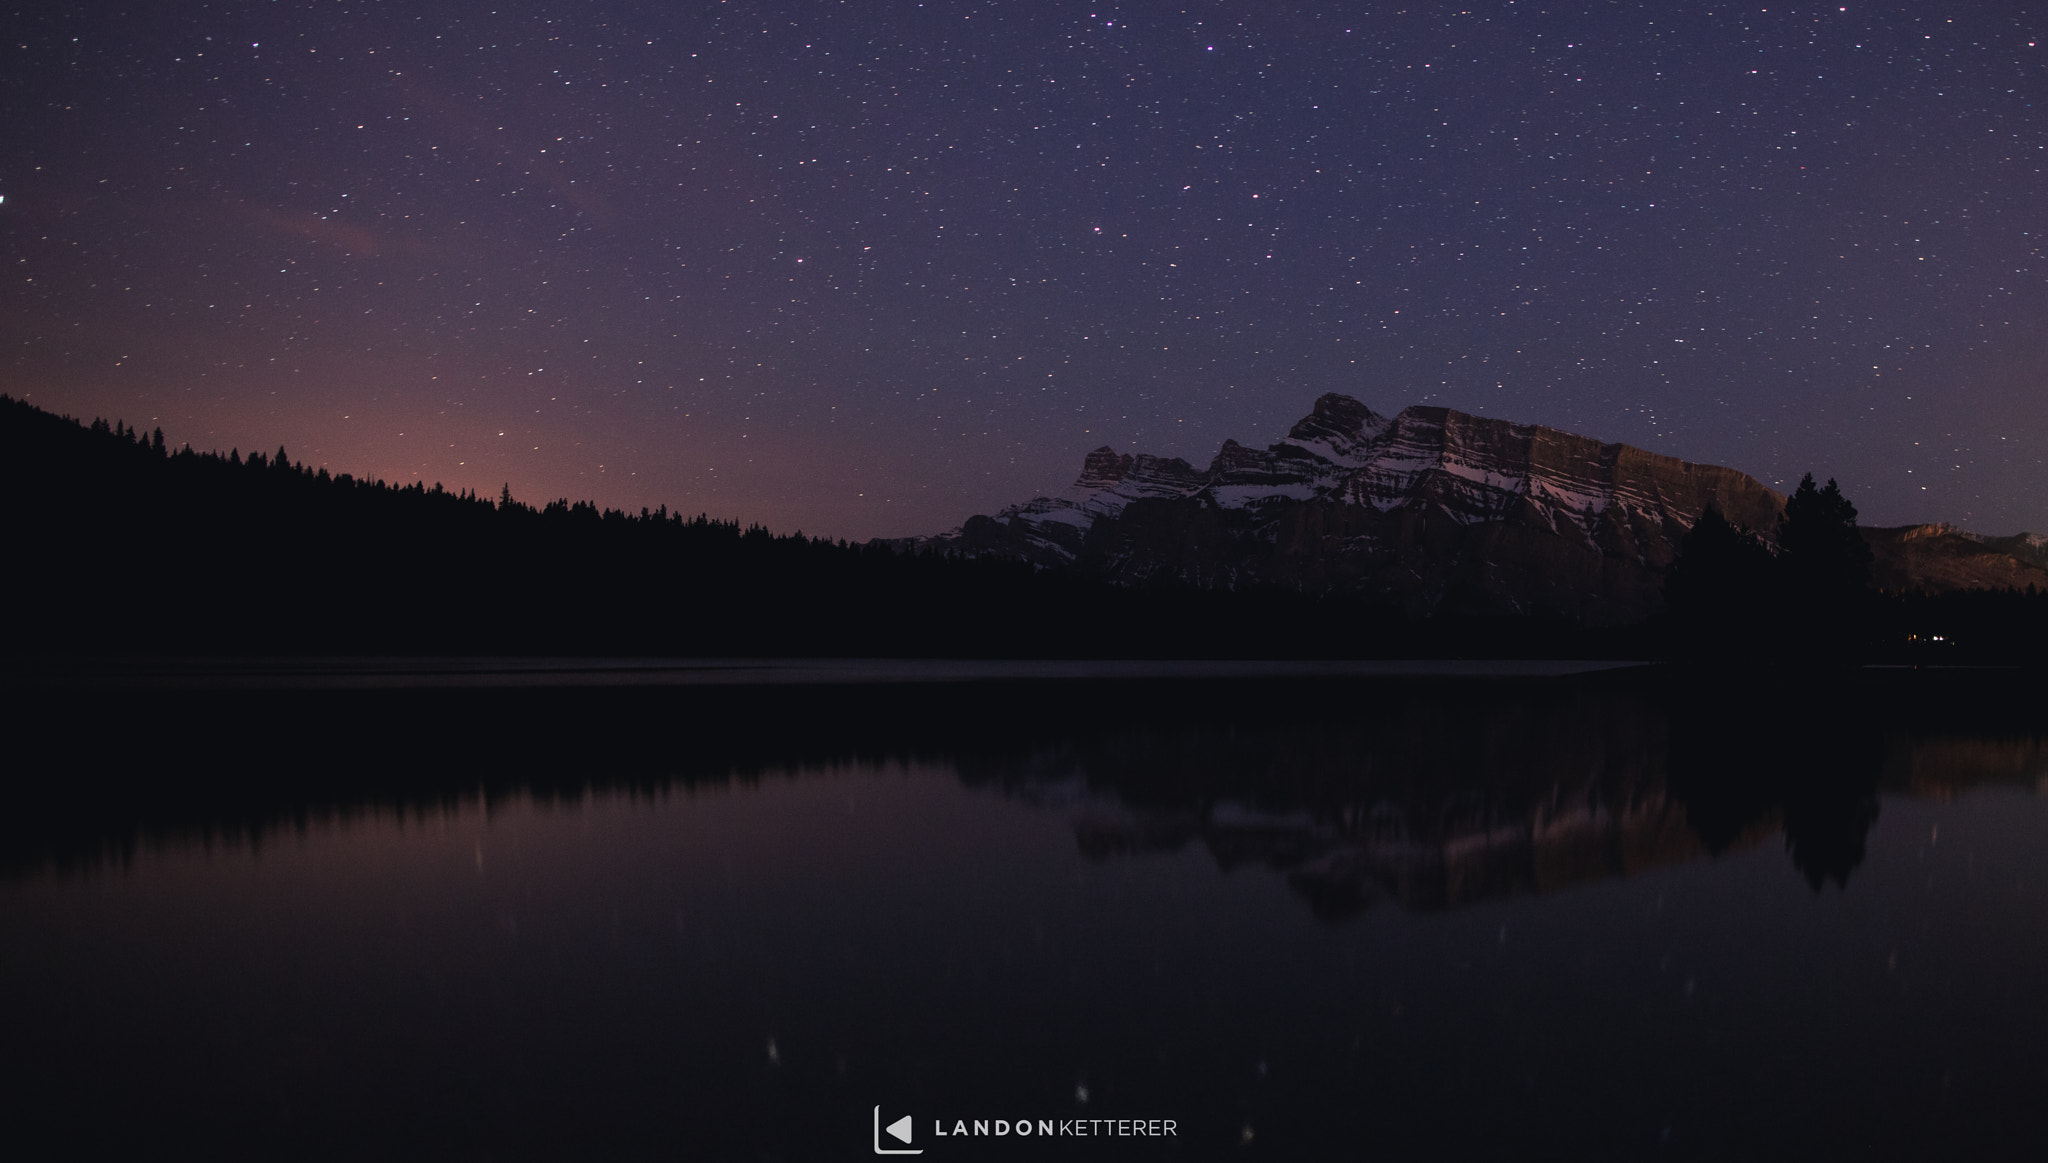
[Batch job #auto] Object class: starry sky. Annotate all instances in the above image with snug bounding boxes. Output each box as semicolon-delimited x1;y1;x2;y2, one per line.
4;1;2044;539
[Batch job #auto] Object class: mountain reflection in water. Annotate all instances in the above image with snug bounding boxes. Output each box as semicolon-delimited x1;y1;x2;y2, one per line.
961;682;2045;917
4;664;2043;901
6;663;2048;1159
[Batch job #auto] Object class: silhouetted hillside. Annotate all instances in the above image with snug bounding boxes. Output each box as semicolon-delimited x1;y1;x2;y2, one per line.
6;396;1622;658
8;396;2043;660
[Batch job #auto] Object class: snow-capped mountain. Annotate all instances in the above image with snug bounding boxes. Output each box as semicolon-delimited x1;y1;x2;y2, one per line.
915;393;1789;624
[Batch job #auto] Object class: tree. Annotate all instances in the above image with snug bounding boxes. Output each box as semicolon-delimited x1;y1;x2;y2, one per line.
1775;474;1874;661
1664;505;1777;659
1666;478;1875;662
1778;474;1872;596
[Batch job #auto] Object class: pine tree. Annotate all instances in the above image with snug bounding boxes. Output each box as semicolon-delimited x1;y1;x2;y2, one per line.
1775;473;1874;661
1665;505;1777;659
1778;474;1872;595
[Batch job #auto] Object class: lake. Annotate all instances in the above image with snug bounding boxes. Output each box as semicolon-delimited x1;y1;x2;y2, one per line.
4;661;2046;1159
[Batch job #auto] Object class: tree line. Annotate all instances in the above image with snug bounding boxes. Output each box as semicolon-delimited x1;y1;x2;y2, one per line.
1;396;1479;657
1662;473;2048;664
5;395;2042;660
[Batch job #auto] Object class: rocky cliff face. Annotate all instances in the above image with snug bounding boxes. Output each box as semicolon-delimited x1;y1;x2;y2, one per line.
1863;524;2048;593
931;394;1788;624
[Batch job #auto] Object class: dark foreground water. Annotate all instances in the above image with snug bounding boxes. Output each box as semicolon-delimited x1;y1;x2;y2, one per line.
4;662;2047;1160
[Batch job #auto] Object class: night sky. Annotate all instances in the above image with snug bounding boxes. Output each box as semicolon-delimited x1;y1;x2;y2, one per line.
4;1;2043;539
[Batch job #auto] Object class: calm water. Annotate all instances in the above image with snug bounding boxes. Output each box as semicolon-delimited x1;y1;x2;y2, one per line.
4;666;2047;1159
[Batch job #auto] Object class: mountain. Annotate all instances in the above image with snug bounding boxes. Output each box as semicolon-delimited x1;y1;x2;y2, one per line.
1863;524;2048;593
914;394;1789;624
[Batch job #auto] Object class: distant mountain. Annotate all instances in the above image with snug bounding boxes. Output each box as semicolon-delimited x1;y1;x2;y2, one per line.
1863;524;2048;593
6;392;1564;659
908;394;1789;624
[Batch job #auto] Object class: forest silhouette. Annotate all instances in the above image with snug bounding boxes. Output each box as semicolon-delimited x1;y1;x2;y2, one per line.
4;394;2043;660
0;396;1606;657
1663;474;1877;662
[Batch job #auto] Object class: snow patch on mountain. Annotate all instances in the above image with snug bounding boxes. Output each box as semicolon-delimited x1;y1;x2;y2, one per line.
963;394;1774;551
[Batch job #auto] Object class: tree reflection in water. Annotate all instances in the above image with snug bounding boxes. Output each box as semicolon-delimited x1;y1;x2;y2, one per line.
3;665;2040;914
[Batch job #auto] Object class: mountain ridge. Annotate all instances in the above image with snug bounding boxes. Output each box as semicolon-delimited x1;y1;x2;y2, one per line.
904;393;2037;623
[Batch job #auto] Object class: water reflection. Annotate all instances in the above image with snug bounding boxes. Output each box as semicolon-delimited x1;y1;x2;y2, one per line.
5;666;2048;1158
960;681;2045;915
965;689;1715;918
5;668;2044;905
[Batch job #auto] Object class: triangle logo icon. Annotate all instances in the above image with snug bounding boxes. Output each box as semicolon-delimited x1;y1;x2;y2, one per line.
886;1115;914;1144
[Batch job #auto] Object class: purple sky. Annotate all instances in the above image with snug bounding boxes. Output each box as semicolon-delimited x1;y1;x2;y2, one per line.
5;1;2044;538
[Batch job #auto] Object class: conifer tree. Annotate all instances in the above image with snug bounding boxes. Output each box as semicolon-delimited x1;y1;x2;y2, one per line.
1778;474;1872;596
1775;473;1874;661
1665;505;1778;659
